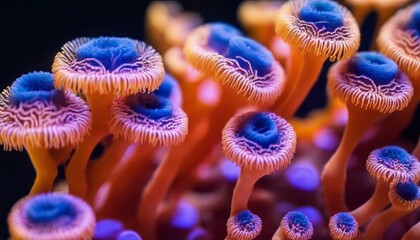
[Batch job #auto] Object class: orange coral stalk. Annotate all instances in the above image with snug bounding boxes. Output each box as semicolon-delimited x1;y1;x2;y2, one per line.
364;180;420;239
349;180;389;226
94;145;155;223
402;221;420;240
351;147;420;227
272;0;360;119
66;92;113;197
322;103;386;215
85;137;131;203
322;52;414;216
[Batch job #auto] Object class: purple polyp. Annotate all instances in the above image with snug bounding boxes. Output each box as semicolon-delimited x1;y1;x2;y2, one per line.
171;200;199;229
286;161;320;192
219;158;240;182
116;230;142;240
93;219;125;240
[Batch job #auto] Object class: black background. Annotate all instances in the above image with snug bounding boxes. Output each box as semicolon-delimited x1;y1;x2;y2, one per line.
0;0;418;239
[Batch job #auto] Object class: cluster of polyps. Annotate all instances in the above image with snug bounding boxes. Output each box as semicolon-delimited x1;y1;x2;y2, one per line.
2;0;419;239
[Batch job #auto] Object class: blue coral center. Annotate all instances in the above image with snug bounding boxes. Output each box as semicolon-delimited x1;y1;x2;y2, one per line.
10;72;65;106
286;211;310;231
236;210;254;226
226;36;274;77
25;196;77;224
207;23;243;55
378;146;411;170
126;94;173;120
298;0;344;32
396;181;419;200
407;3;420;36
76;37;138;71
350;52;399;85
335;212;356;231
153;74;177;99
239;113;279;148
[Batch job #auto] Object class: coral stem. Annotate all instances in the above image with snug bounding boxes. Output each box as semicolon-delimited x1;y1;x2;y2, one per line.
86;137;130;203
230;168;267;216
322;103;384;216
350;180;390;225
66;92;113;198
271;47;304;115
277;52;326;119
27;147;58;195
364;207;412;239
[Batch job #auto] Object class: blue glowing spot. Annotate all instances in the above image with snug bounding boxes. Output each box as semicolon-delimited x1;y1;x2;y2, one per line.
238;113;280;148
153;74;178;99
407;3;420;36
25;195;77;224
295;206;323;226
76;37;138;71
116;230;142;240
333;212;357;229
275;202;296;216
332;108;348;126
226;36;274;76
286;162;320;192
10;72;65;105
378;146;411;169
219;158;240;182
349;52;399;85
171;200;199;229
186;228;209;240
298;0;344;32
207;23;243;55
313;128;339;151
396;181;419;201
126;94;173;120
94;219;125;239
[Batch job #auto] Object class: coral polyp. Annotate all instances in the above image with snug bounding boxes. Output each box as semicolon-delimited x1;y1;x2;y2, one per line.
1;1;419;240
